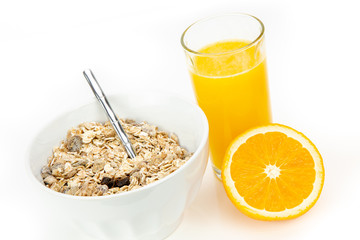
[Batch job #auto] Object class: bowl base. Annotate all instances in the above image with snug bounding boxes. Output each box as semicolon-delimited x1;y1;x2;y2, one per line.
73;215;184;240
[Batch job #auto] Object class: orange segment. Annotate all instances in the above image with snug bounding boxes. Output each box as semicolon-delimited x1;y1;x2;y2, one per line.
222;124;324;220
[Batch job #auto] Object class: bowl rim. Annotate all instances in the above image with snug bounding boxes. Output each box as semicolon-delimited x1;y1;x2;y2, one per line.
25;92;209;201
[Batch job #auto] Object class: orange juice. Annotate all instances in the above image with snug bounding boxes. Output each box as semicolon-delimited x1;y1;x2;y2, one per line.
190;40;271;171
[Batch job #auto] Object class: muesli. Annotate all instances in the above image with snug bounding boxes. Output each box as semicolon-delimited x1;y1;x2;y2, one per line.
41;119;192;196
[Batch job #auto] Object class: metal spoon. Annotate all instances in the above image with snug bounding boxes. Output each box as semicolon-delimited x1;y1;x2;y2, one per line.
83;69;137;159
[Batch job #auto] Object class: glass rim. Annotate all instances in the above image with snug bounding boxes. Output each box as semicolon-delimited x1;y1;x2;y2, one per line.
180;13;265;56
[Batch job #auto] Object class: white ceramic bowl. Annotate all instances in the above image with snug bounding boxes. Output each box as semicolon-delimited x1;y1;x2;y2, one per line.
26;93;209;240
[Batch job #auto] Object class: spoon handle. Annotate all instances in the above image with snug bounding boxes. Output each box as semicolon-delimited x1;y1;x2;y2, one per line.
83;69;137;159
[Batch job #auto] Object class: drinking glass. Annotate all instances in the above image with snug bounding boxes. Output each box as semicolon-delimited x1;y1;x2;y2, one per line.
181;13;272;179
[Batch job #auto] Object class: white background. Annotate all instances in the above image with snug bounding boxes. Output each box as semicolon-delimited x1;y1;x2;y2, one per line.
1;0;359;239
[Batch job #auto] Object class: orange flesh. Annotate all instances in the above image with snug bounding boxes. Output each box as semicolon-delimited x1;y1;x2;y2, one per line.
230;132;316;212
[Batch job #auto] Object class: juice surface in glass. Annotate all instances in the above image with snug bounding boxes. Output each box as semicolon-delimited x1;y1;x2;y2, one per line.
190;40;272;172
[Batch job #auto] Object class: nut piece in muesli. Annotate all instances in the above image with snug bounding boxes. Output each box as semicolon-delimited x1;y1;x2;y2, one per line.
41;119;192;196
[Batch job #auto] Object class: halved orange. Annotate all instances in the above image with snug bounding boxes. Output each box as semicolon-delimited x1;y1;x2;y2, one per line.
222;124;324;220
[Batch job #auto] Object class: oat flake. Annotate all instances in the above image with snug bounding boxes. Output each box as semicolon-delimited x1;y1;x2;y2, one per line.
41;119;192;196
